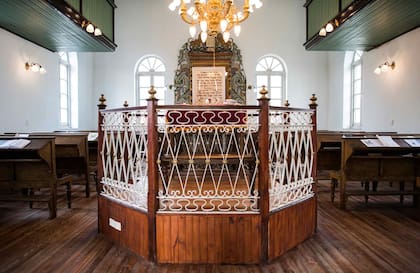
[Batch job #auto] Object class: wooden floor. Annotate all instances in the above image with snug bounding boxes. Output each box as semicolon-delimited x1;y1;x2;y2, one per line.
0;182;419;273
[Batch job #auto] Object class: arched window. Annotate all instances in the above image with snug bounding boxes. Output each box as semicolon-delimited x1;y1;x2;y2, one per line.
135;55;166;106
59;52;78;128
350;51;363;128
256;55;286;106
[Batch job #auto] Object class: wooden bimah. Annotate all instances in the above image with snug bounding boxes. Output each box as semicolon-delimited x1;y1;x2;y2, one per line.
96;90;318;264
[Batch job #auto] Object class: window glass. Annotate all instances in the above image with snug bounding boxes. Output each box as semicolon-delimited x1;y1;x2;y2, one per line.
135;56;166;106
256;55;286;105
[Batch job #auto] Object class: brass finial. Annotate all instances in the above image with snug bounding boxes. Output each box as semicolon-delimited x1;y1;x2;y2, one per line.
309;93;318;107
259;85;268;99
98;94;106;105
148;85;157;100
284;100;290;107
123;100;129;107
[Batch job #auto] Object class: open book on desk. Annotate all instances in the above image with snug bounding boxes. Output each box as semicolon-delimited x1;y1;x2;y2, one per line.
404;138;420;147
360;135;400;147
0;139;31;149
88;132;98;141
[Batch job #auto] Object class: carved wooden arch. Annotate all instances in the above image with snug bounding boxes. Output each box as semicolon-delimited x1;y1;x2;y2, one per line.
173;34;247;104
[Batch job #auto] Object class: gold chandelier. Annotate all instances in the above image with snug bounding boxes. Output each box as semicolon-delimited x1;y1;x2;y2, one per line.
168;0;263;43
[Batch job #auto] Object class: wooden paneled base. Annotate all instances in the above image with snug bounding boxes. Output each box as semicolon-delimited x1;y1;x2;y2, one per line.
156;214;261;264
98;196;316;264
268;197;317;261
98;196;149;259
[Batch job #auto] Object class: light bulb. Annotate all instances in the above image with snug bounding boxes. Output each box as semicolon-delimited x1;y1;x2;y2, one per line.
174;0;181;6
184;0;191;3
94;28;102;36
255;0;263;9
223;31;230;43
374;67;381;75
86;23;94;33
187;6;195;16
325;23;334;32
319;28;326;36
220;19;228;32
381;64;389;72
40;67;46;74
234;24;241;36
200;31;207;43
189;25;196;38
200;20;208;32
168;3;175;11
31;63;40;72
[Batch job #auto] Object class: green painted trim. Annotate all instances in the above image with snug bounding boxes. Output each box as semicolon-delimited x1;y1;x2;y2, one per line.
341;0;353;10
65;0;80;12
82;0;114;41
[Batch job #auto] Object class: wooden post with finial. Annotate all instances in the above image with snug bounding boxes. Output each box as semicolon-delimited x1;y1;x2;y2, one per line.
258;85;270;263
284;100;290;107
123;100;129;108
97;94;107;183
97;94;106;232
309;93;318;231
146;86;158;262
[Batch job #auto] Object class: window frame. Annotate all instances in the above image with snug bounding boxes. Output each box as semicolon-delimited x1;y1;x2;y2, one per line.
255;55;286;106
350;51;363;129
59;52;71;128
135;55;166;106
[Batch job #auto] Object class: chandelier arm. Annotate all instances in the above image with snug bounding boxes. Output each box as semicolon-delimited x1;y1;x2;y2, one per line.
194;0;205;21
223;0;233;17
236;0;250;24
180;0;197;25
180;12;195;25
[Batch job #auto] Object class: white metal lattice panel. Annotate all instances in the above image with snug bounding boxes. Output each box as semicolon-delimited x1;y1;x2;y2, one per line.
268;110;315;211
100;110;148;211
156;108;260;213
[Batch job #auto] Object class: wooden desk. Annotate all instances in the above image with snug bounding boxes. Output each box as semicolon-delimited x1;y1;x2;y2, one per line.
316;131;398;181
330;136;420;209
31;132;90;197
0;137;62;219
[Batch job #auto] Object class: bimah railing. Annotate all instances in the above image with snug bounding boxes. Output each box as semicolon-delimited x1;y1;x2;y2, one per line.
97;88;318;214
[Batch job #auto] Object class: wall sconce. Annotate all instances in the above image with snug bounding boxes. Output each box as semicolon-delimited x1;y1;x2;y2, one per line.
25;62;46;74
374;61;395;75
82;21;102;36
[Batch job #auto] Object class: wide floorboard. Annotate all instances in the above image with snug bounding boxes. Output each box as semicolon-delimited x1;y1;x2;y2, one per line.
0;181;419;273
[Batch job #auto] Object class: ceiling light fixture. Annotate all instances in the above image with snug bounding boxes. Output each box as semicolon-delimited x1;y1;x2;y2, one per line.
169;0;263;43
82;21;102;36
318;19;339;37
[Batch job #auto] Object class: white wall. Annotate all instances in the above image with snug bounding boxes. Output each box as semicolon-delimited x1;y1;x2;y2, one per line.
93;0;330;129
327;28;420;133
0;28;95;132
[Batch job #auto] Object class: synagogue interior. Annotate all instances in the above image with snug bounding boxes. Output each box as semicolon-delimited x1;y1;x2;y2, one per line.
0;1;419;272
